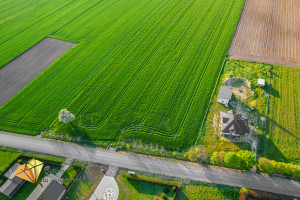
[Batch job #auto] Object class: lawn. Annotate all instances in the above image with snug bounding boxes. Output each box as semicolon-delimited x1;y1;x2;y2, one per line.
0;0;244;150
178;181;240;200
0;150;20;175
116;173;179;200
61;165;82;187
266;66;299;162
64;164;104;200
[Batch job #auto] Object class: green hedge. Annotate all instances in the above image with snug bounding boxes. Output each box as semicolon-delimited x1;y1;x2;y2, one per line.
211;150;255;171
23;153;66;163
258;157;300;178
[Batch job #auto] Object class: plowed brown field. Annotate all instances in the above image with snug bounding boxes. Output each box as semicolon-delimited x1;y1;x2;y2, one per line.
228;0;300;67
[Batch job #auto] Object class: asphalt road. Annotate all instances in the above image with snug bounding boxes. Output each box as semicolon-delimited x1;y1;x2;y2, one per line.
0;132;299;197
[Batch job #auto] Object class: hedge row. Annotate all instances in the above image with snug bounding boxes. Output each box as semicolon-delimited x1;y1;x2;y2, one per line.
258;157;300;179
211;150;255;171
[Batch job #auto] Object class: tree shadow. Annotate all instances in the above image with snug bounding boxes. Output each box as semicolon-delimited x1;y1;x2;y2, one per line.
229;97;287;161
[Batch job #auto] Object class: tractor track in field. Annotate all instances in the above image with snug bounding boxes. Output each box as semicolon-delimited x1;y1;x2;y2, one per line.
6;0;170;128
118;0;235;140
74;0;182;122
77;0;197;128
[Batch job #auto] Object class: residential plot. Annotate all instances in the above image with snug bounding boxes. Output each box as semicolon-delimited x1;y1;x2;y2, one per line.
0;38;74;106
228;0;300;67
0;0;244;150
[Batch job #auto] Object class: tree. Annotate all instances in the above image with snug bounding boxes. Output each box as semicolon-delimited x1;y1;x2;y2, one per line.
237;150;255;170
218;151;226;165
58;109;75;123
210;151;225;165
187;145;207;161
210;152;219;165
224;152;241;168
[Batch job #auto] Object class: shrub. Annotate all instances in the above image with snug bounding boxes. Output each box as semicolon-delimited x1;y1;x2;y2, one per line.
172;186;177;192
258;157;300;178
161;192;167;200
237;150;255;170
224;152;241;168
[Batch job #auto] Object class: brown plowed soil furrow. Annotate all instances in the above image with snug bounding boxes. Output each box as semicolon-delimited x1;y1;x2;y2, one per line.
0;38;75;107
228;0;300;67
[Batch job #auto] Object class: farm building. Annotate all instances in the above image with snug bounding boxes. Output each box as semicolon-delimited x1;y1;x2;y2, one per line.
257;78;265;87
217;86;233;107
27;174;66;200
0;163;25;198
220;110;250;138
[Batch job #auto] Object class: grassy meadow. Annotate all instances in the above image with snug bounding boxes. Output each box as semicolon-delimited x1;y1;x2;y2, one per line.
266;66;299;162
0;0;244;150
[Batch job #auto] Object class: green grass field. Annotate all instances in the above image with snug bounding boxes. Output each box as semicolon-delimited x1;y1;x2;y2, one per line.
266;66;299;162
0;150;20;175
0;0;244;150
117;174;178;200
178;182;239;200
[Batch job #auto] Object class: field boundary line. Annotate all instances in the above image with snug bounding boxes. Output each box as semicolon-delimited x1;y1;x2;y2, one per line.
194;58;227;145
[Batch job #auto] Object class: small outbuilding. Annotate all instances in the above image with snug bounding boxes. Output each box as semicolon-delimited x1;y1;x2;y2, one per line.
217;86;233;107
0;163;25;198
257;78;265;87
220;110;250;138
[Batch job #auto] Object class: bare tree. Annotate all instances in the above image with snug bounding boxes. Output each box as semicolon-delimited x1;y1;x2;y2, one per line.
58;109;75;123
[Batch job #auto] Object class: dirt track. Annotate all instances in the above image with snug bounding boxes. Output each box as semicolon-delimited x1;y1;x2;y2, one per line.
228;0;300;67
0;37;74;106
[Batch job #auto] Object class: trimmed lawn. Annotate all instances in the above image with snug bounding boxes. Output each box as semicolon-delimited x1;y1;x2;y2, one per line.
64;164;104;200
61;165;81;187
178;182;239;200
117;173;179;200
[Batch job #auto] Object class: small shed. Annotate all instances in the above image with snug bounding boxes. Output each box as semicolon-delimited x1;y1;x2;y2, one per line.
217;86;233;107
257;78;265;87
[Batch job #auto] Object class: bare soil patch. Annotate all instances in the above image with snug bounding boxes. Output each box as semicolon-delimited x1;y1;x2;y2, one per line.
228;0;300;67
0;37;74;106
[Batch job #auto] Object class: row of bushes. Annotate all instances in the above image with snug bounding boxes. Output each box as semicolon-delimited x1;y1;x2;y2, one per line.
210;150;255;171
258;157;300;178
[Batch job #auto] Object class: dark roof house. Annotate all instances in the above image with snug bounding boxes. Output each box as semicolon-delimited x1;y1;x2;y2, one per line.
220;110;250;137
27;174;66;200
0;163;25;198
